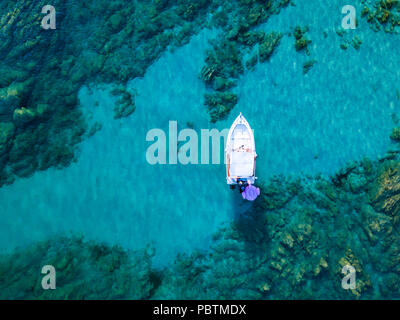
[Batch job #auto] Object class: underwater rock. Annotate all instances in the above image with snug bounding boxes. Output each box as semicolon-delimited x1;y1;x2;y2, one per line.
200;65;217;83
108;12;124;32
212;77;236;91
13;107;36;127
203;39;244;80
338;249;371;298
359;204;390;245
204;92;238;123
0;81;31;122
245;53;259;70
257;177;299;210
303;59;317;74
361;0;400;33
200;30;282;121
381;273;400;295
237;30;266;47
337;29;363;51
34;104;51;119
313;257;328;276
352;36;362;50
293;26;311;53
114;103;136;119
87;122;103;138
0;236;156;299
280;232;294;248
0;122;15;154
347;173;368;193
332;161;358;186
390;127;400;141
0;122;15;144
186;121;195;129
370;160;400;222
112;87;136;120
259;32;282;62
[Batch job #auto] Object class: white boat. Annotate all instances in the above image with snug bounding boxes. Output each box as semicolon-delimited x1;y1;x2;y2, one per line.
225;113;257;185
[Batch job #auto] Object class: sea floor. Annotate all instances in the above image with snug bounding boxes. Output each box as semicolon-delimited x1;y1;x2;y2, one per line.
1;0;400;266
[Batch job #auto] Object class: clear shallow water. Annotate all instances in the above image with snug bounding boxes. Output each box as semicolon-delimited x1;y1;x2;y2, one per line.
0;29;247;265
1;1;400;264
238;0;400;177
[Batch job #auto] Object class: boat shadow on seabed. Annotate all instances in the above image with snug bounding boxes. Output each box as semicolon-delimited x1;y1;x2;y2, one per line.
229;186;268;247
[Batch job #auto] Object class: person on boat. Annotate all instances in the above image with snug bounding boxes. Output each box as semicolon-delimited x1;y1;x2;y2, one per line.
242;184;260;201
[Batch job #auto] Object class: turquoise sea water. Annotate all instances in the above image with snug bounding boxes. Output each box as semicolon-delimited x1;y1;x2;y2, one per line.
1;0;400;271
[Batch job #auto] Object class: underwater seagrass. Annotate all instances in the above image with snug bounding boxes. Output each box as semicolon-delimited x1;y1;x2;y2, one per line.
0;236;155;299
1;156;400;299
152;157;400;299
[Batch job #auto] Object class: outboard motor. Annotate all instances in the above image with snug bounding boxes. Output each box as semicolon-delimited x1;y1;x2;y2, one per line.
238;179;247;193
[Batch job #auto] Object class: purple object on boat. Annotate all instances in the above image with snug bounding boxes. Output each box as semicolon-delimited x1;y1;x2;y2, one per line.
242;185;260;201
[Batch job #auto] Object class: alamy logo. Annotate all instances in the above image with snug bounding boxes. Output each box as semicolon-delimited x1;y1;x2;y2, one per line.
41;265;56;290
41;5;56;30
341;5;356;29
341;265;356;290
146;121;229;165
